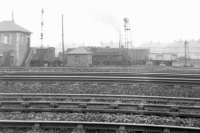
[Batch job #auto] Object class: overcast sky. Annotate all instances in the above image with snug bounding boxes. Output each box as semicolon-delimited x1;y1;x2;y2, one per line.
1;0;200;49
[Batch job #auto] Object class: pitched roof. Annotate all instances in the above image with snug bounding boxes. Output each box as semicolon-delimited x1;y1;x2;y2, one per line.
67;47;92;55
0;21;31;33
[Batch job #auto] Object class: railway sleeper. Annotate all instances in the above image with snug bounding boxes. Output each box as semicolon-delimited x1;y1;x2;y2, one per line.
109;103;119;109
31;123;40;132
72;125;85;133
70;125;165;133
49;102;59;108
79;103;88;108
21;102;30;108
137;103;144;110
89;98;96;103
163;128;170;133
169;106;179;112
116;126;127;133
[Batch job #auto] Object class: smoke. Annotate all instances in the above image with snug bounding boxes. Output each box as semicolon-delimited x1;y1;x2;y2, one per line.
90;11;121;33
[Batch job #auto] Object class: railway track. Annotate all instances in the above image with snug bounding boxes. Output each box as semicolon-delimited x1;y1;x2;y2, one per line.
0;93;199;106
0;120;199;133
0;66;200;73
0;72;199;131
0;93;199;118
0;100;199;118
3;71;200;77
1;72;200;84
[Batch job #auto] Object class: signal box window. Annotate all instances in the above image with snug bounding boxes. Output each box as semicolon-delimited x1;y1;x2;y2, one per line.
3;35;8;44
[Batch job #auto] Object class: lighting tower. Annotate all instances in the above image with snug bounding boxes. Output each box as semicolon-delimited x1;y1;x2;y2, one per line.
40;8;44;48
123;17;131;49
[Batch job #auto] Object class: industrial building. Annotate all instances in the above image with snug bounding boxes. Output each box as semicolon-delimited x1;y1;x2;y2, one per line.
0;20;31;66
65;47;149;66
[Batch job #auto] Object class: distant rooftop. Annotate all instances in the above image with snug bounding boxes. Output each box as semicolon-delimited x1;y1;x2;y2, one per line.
0;21;31;33
67;47;92;55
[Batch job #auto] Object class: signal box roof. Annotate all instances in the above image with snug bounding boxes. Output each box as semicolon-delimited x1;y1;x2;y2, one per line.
0;21;31;33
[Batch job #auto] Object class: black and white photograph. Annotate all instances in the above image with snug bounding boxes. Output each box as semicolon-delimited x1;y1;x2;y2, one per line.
0;0;199;132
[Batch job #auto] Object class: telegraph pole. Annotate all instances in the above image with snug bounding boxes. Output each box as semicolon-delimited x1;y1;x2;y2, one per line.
118;30;122;48
61;14;65;66
184;40;188;67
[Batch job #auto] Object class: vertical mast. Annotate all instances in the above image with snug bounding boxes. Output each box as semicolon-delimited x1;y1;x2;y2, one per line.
62;14;65;66
123;17;130;49
40;8;44;48
118;30;121;48
184;40;188;67
11;10;15;23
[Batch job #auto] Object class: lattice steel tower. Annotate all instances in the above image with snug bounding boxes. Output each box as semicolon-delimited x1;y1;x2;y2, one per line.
123;17;131;49
40;8;44;48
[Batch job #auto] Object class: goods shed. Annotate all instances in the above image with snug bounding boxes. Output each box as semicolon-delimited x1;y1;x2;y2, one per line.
66;47;92;67
0;21;31;66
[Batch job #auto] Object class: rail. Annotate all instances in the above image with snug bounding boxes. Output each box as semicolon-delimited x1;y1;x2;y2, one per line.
3;71;200;77
1;75;200;84
0;120;199;133
0;100;199;118
0;93;199;106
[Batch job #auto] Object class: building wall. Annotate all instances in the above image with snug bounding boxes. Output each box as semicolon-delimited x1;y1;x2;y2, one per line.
0;32;30;66
92;54;123;65
127;49;150;62
67;54;92;67
16;32;30;66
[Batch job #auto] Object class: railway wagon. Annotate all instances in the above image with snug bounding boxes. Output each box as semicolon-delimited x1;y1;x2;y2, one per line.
150;53;177;66
29;47;61;67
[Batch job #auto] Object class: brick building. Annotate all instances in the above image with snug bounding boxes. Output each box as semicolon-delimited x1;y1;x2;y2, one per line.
0;21;31;66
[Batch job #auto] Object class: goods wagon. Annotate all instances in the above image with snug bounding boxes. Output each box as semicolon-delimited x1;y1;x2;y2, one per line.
149;53;177;66
29;47;61;67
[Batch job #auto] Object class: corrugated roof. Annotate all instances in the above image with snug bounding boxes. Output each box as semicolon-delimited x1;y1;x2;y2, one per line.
0;21;31;33
67;47;92;55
